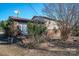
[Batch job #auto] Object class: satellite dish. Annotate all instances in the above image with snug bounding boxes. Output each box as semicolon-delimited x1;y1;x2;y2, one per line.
14;10;20;17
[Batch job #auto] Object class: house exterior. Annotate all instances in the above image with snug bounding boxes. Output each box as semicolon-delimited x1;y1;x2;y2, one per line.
8;16;61;39
8;16;33;36
32;16;61;39
8;16;44;36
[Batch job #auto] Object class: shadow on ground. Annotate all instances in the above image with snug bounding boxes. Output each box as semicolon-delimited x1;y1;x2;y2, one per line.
48;39;79;48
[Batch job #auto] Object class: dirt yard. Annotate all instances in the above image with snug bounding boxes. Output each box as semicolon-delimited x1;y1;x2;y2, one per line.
0;44;62;56
0;43;79;56
0;33;79;56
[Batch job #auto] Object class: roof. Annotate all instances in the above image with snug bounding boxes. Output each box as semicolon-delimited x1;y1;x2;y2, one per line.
32;16;54;20
32;16;55;23
8;16;32;22
8;16;44;24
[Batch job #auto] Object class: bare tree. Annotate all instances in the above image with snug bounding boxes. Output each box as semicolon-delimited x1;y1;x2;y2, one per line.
42;3;79;40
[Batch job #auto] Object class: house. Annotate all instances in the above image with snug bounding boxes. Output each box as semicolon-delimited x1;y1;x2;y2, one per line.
32;16;61;39
8;16;44;36
7;16;49;44
8;16;33;36
8;16;61;39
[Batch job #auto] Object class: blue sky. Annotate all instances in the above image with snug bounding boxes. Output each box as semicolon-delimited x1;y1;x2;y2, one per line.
0;3;44;21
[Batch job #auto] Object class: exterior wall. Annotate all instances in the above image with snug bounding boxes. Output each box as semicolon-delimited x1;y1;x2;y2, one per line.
45;20;59;30
12;21;28;35
45;20;61;39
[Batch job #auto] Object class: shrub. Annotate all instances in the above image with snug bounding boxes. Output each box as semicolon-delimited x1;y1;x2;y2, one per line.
72;26;79;36
0;21;8;29
27;22;46;44
27;22;46;35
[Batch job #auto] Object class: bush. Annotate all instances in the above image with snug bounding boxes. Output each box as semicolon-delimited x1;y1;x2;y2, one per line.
0;21;8;29
27;22;46;35
0;20;15;36
27;22;46;44
72;26;79;36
